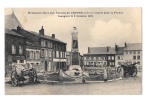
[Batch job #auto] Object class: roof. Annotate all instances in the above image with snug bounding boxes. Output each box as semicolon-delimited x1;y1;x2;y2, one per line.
5;28;24;37
40;35;66;44
116;47;124;55
84;47;116;55
22;29;66;44
5;13;23;30
124;43;142;51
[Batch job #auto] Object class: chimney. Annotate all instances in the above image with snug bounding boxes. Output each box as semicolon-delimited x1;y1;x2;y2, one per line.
39;26;44;35
125;42;127;48
88;47;90;53
17;25;21;32
52;34;55;38
107;46;109;52
115;44;118;51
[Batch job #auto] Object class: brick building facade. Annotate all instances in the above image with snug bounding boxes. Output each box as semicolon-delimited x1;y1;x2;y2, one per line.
5;28;26;76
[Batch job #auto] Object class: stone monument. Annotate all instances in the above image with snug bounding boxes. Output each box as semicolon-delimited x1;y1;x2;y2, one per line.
71;27;80;65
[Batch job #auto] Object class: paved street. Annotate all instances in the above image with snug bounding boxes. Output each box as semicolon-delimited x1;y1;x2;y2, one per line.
5;72;142;95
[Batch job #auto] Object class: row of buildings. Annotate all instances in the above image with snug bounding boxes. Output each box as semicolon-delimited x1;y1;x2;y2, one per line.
5;12;67;76
83;43;142;71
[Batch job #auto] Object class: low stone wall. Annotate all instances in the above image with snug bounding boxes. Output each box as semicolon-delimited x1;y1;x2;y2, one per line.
85;67;122;81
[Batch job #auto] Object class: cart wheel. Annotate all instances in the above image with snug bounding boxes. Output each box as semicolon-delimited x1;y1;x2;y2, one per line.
117;66;121;73
11;71;18;87
29;70;37;84
131;67;138;77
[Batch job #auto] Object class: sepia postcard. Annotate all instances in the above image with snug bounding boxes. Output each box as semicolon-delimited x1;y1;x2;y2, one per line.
5;8;142;95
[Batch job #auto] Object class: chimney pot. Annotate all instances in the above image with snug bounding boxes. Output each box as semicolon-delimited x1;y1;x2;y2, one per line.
39;26;44;35
115;44;118;51
52;34;55;38
88;47;90;53
107;46;109;52
125;42;127;48
17;25;21;32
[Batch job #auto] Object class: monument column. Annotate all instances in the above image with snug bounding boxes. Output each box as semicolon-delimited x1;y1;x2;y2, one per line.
71;27;80;65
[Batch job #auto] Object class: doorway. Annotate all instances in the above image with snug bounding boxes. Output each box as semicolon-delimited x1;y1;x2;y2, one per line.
45;61;48;71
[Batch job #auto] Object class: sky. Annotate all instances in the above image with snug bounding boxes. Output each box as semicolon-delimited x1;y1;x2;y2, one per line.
5;8;142;54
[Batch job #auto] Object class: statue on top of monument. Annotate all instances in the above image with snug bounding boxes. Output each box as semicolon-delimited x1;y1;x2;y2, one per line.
71;27;78;38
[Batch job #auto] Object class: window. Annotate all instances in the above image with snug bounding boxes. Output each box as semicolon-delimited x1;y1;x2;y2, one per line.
59;45;61;51
103;57;106;60
84;57;86;60
53;43;55;49
62;52;64;58
133;56;136;60
36;51;40;59
64;52;66;58
138;51;140;54
34;51;36;59
12;44;16;54
104;62;107;65
89;57;91;60
41;40;44;47
86;62;89;65
45;49;48;57
38;51;40;58
53;50;55;58
19;45;23;55
60;51;63;58
111;62;114;65
33;51;35;59
49;50;52;57
98;57;101;60
56;51;59;58
56;44;58;50
84;61;86;65
48;42;51;48
34;51;37;59
137;55;140;60
50;42;53;48
94;57;96;60
130;51;132;54
45;41;49;47
134;51;136;54
112;56;114;60
30;51;33;59
41;49;44;57
108;56;111;60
